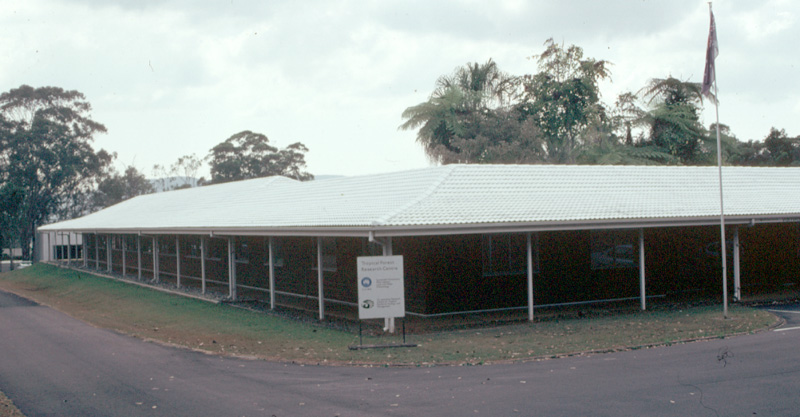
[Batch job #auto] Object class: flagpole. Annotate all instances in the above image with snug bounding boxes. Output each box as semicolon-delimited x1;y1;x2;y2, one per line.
707;2;728;319
715;65;727;319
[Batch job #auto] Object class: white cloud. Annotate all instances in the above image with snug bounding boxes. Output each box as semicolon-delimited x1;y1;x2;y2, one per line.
1;0;799;177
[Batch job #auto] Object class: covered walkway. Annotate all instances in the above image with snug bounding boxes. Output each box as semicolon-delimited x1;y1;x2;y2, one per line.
39;165;800;321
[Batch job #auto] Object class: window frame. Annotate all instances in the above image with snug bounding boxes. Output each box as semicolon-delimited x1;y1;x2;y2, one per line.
481;233;536;277
590;229;638;270
311;238;337;272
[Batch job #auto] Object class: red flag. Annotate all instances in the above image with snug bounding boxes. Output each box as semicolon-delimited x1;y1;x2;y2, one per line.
702;9;718;97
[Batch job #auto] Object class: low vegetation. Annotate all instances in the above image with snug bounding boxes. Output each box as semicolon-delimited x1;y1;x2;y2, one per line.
0;264;778;366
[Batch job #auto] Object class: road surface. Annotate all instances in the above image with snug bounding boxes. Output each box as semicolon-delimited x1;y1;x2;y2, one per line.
1;289;799;416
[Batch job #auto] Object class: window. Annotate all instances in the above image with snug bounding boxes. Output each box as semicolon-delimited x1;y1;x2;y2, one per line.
159;238;176;256
207;238;225;260
112;236;122;250
141;238;152;254
188;242;202;258
482;233;534;276
591;230;638;270
266;238;285;268
124;235;136;250
311;238;337;272
235;239;250;263
362;239;383;256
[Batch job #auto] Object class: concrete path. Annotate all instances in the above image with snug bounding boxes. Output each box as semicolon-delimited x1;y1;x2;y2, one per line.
1;288;799;416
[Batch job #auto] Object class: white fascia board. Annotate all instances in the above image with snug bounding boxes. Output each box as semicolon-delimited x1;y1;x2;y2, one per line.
368;215;800;237
41;227;377;238
37;214;800;238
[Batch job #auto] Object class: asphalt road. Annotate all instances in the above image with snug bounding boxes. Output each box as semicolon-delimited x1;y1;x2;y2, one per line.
1;288;799;417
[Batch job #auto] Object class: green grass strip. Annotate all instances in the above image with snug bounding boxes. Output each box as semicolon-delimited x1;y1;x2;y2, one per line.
0;264;779;366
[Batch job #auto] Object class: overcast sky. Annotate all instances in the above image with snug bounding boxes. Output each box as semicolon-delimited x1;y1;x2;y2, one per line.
2;0;798;178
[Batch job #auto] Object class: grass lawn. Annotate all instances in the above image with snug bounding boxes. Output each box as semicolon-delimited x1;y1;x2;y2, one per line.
0;263;779;366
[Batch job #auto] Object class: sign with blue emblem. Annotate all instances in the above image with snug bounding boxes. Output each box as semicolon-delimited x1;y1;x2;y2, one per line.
357;255;404;319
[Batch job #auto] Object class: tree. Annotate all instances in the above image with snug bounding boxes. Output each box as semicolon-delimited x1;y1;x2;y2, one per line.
399;59;523;164
0;85;110;260
609;92;646;146
152;153;204;191
92;165;154;209
207;130;313;184
424;108;546;164
519;38;612;163
0;183;24;264
638;77;710;164
732;128;800;166
761;128;800;166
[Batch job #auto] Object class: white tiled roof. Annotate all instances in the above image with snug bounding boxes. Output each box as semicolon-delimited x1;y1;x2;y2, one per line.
39;165;800;235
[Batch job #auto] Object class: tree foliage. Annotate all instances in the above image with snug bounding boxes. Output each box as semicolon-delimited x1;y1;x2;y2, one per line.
208;130;313;184
400;41;615;165
400;39;800;169
637;77;709;164
731;128;800;166
152;153;204;191
520;38;612;163
399;59;525;164
0;183;24;258
0;85;110;259
92;165;154;209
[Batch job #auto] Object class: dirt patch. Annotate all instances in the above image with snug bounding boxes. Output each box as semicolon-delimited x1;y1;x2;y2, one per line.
0;390;25;417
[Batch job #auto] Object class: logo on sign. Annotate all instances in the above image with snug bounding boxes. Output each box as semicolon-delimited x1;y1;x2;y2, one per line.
362;299;374;309
361;277;372;288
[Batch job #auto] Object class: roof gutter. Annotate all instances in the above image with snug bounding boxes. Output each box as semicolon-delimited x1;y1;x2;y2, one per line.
36;214;800;238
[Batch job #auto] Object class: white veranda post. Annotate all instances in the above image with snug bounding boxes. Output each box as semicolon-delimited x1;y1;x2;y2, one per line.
152;236;158;282
317;237;325;320
137;234;142;280
175;236;181;288
268;237;276;310
122;235;127;277
67;233;72;266
227;237;237;301
200;237;207;294
383;237;395;333
733;227;741;302
526;233;535;322
106;235;112;272
639;229;646;311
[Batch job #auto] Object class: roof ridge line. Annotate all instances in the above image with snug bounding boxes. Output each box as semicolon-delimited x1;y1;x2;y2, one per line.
371;165;457;226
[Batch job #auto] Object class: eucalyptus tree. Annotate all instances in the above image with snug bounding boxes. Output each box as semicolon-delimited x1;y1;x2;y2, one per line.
208;130;313;184
0;183;23;263
152;153;204;191
0;85;111;259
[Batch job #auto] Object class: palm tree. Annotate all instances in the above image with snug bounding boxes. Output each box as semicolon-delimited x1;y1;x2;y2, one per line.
399;59;520;163
639;77;710;107
638;77;711;164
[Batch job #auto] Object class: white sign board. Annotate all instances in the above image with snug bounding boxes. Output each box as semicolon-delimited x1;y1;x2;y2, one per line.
357;255;405;319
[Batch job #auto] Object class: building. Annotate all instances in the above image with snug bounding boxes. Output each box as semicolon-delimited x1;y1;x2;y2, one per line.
38;165;800;320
